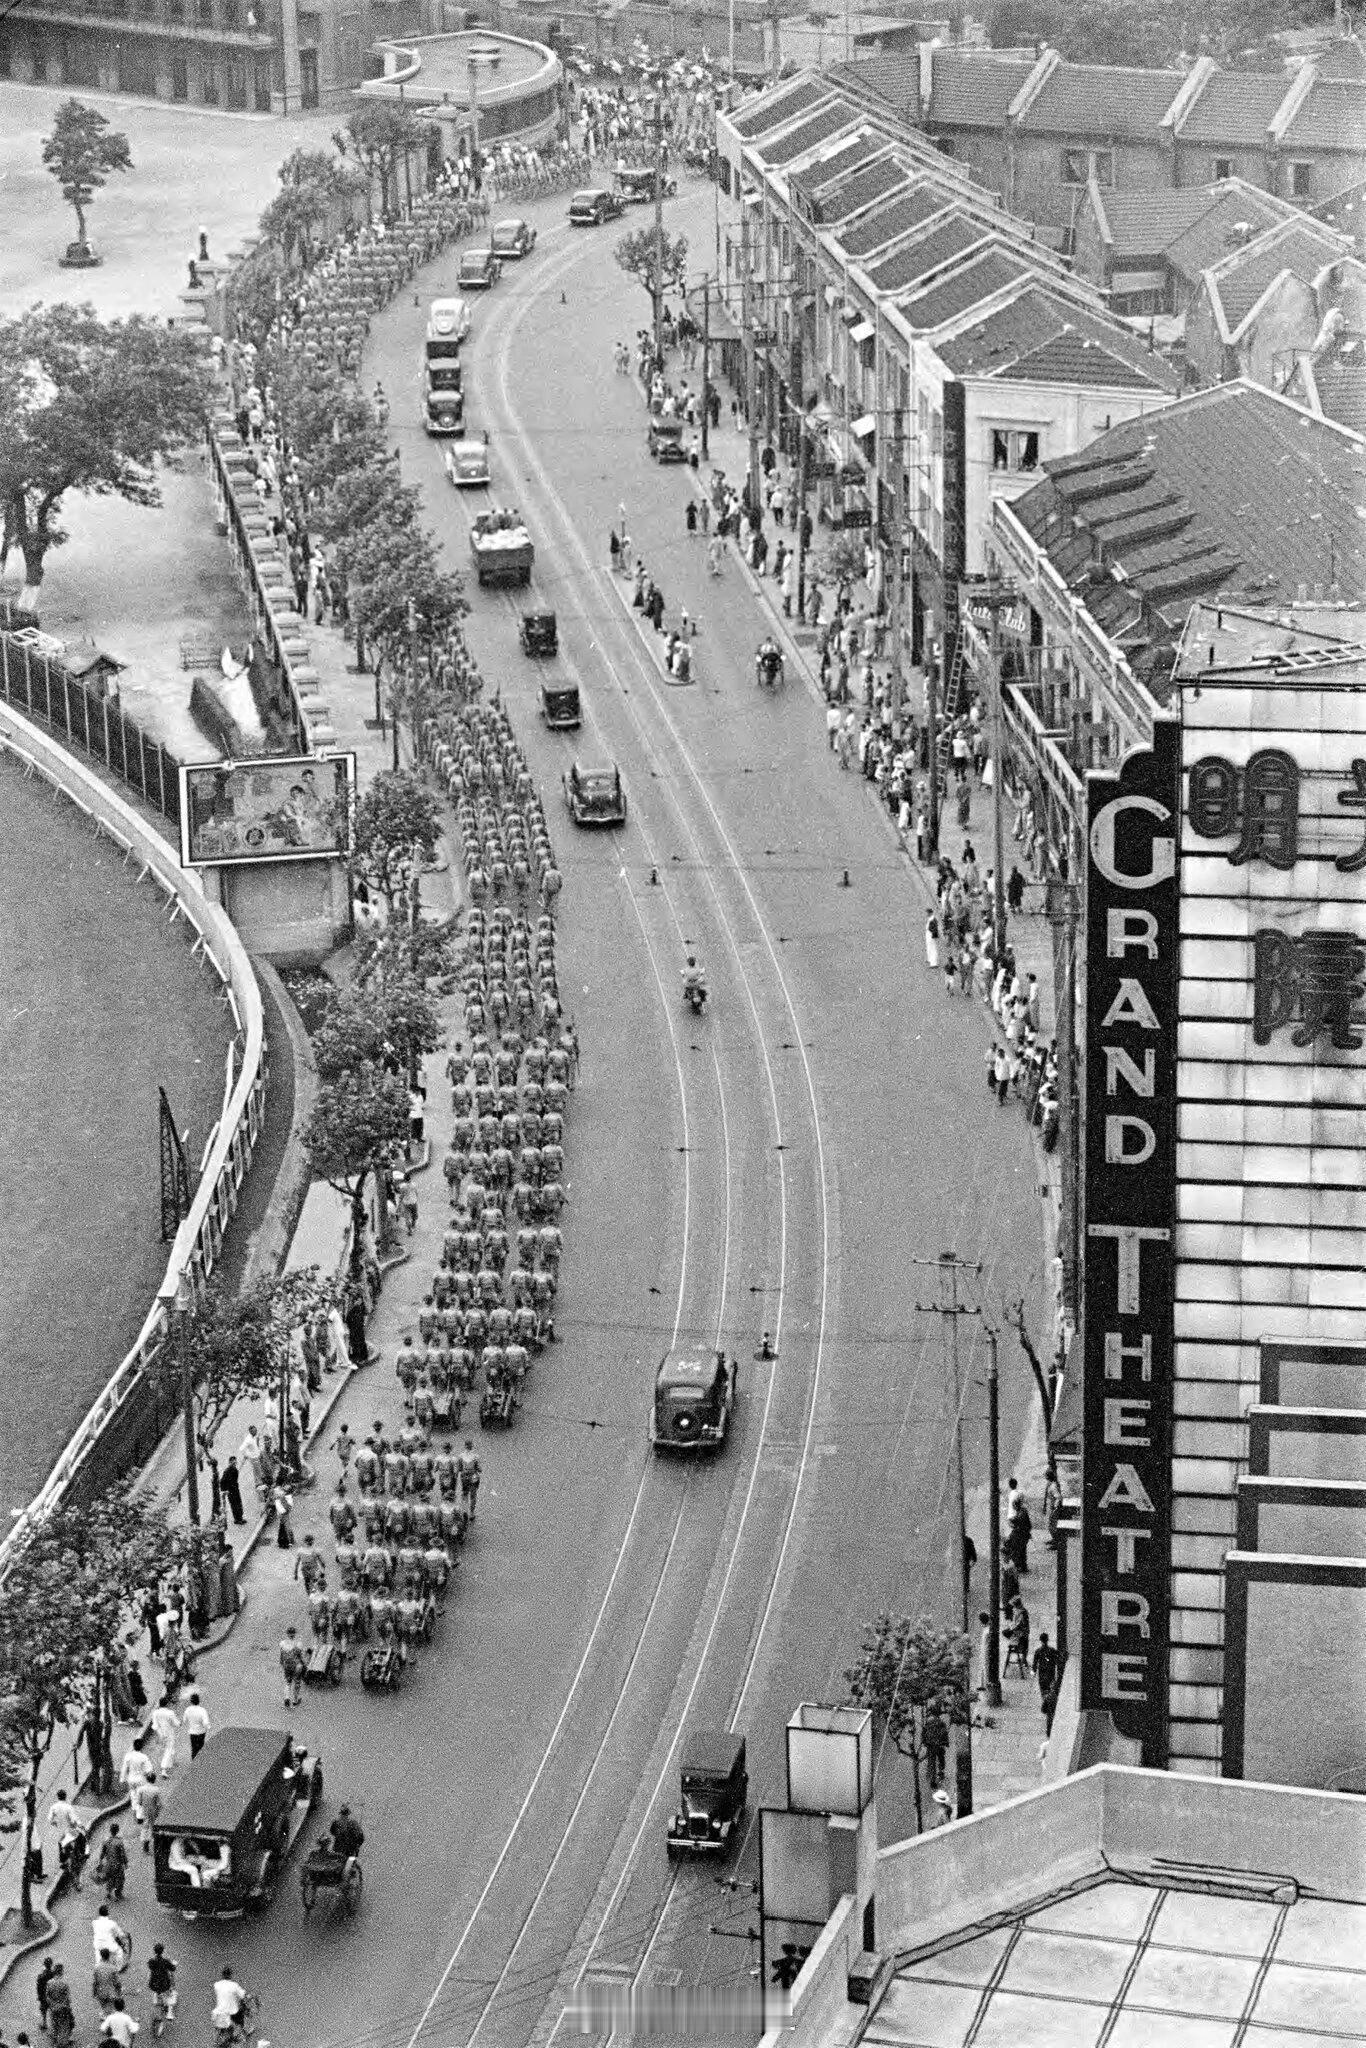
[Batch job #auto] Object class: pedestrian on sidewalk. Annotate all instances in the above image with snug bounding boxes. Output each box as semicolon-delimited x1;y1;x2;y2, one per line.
273;1484;295;1549
1033;1632;1059;1711
280;1629;305;1709
150;1695;179;1779
220;1457;245;1527
238;1426;263;1497
37;1956;59;2032
182;1694;211;1759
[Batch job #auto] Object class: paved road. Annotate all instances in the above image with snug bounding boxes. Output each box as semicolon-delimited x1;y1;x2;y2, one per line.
0;181;1047;2048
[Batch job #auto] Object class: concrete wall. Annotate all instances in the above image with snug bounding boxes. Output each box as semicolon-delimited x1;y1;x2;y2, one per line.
213;853;351;964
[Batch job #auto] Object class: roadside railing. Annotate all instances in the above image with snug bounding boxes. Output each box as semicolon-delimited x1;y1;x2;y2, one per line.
0;702;267;1567
0;629;183;828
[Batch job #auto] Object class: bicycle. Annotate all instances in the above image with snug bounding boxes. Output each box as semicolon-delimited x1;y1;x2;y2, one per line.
214;1992;259;2048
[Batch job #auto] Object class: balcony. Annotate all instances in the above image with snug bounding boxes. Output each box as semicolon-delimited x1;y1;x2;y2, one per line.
12;0;273;37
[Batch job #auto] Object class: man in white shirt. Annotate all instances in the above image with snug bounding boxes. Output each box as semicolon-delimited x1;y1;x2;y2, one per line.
150;1695;180;1779
182;1694;211;1759
48;1789;80;1843
92;1906;129;1967
101;2000;139;2048
212;1969;248;2039
118;1744;156;1830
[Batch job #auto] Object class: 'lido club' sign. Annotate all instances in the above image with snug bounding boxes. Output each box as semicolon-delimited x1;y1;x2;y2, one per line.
1080;720;1180;1765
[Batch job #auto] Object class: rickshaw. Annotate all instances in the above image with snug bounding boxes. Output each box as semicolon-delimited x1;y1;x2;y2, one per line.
152;1727;322;1918
756;640;785;691
300;1844;363;1917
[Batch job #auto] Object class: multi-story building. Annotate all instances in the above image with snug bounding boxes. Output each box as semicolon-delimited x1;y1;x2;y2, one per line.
717;73;1175;689
839;41;1366;244
0;0;439;109
1072;177;1305;318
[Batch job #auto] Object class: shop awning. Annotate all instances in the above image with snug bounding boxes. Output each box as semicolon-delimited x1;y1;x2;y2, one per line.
849;319;875;344
851;413;876;439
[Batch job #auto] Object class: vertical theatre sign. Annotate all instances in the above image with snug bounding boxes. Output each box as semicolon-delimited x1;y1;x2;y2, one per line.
1080;720;1179;1765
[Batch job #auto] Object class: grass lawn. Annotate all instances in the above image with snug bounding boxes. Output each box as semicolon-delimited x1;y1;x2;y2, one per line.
0;755;231;1516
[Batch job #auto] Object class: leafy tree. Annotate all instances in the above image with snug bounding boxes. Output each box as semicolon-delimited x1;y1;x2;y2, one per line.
315;455;420;549
334;104;426;220
353;770;440;910
0;1491;181;1924
40;100;132;250
815;531;868;586
0;306;210;601
231;242;286;353
347;525;441;681
260;147;342;270
614;227;689;327
986;0;1333;65
843;1612;970;1833
303;1063;410;1277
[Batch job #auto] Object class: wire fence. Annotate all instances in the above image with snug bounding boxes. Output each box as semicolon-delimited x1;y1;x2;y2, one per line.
0;625;182;829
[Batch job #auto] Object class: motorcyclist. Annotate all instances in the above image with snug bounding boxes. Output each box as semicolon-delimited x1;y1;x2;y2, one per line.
682;953;706;1005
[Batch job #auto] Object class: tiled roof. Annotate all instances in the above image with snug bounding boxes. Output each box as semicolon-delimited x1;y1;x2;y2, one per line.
1164;186;1304;283
1023;61;1184;139
1173;69;1290;143
1314;174;1366;228
839;180;956;259
1206;218;1347;331
729;76;829;141
935;287;1177;389
1011;383;1366;687
763;100;859;168
788;132;876;204
898;247;1034;330
815;154;911;225
1313;356;1366;434
865;210;990;293
926;49;1037;128
1286;76;1366;150
1095;186;1229;256
829;52;921;121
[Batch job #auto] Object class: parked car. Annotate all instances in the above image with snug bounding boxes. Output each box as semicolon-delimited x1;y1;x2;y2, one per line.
491;217;537;259
569;187;624;226
458;247;502;290
651;1347;736;1453
648;416;687;463
617;166;678;204
666;1730;748;1858
563;758;626;826
445;437;491;487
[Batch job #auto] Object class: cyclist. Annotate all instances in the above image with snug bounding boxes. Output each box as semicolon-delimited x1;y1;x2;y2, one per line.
147;1946;177;2036
212;1966;250;2046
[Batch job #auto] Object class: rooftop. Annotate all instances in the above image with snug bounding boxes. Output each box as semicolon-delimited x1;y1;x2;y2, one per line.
761;99;859;168
813;152;911;226
925;47;1037;128
1091;179;1301;284
728;73;829;141
936;287;1178;390
1293;74;1366;150
1201;216;1350;333
838;178;957;258
865;209;992;294
788;130;878;205
897;246;1035;331
1309;351;1366;435
1022;58;1186;140
829;50;922;123
1010;381;1366;686
1172;67;1292;144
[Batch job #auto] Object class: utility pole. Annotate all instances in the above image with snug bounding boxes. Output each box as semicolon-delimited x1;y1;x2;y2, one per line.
701;274;712;461
985;1326;1002;1708
739;205;761;518
913;1250;982;1821
407;595;420;768
769;0;781;79
925;640;939;862
794;425;809;622
990;605;1006;954
174;1277;200;1530
652;93;665;363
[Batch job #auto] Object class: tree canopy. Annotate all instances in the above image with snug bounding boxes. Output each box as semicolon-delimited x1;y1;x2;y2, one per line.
40;100;132;248
334;104;430;220
985;0;1334;66
615;227;690;315
843;1611;970;1832
0;305;210;599
260;147;343;270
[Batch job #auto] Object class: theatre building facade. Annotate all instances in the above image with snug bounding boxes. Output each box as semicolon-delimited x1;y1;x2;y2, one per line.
975;379;1366;1783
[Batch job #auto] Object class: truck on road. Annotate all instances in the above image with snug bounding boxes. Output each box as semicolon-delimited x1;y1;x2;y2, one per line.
470;508;534;588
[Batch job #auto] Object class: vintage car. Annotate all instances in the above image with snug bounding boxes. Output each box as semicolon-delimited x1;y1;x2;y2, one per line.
568;187;624;226
152;1727;322;1918
539;677;581;730
563;758;626;826
666;1729;748;1857
617;165;678;204
519;609;558;656
423;365;464;436
491;217;537;259
426;295;470;346
648;416;687;464
457;247;502;290
651;1347;736;1453
445;437;491;488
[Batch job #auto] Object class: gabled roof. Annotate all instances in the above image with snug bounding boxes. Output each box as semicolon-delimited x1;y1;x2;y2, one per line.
1171;68;1292;144
1021;59;1185;139
1287;75;1366;150
926;48;1037;128
838;179;956;259
936;287;1178;390
1089;180;1302;286
815;153;911;226
729;76;830;141
1011;382;1366;689
865;209;991;294
762;100;859;168
828;52;922;123
1165;185;1308;284
1301;350;1366;435
1314;173;1366;230
898;246;1035;331
788;131;878;208
1201;216;1350;334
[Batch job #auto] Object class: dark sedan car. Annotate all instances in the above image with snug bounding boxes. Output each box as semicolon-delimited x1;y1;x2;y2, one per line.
457;247;502;289
569;187;625;226
491;217;537;259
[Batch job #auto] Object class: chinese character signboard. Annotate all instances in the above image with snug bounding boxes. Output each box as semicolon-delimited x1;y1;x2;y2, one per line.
1080;720;1180;1765
179;754;353;868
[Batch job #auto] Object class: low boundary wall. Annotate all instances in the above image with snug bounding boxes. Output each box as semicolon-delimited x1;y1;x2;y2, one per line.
0;701;268;1559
